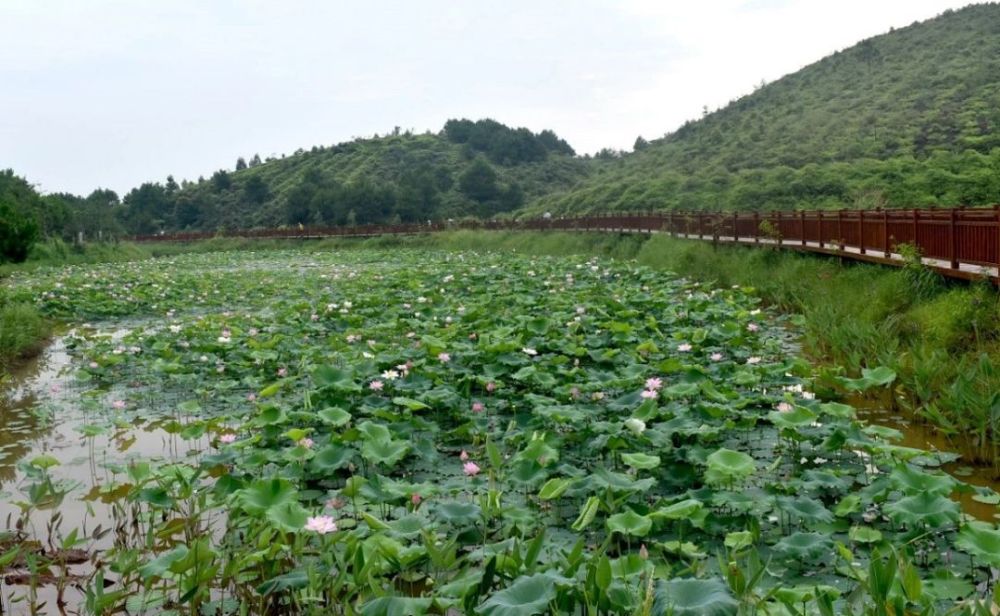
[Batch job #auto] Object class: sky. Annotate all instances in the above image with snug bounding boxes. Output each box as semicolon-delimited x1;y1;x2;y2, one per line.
0;0;977;196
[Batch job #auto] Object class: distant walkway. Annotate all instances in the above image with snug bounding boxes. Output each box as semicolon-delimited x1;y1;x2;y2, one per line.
132;207;1000;282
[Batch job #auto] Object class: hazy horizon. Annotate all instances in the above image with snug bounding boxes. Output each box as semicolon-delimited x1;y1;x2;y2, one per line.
1;0;976;196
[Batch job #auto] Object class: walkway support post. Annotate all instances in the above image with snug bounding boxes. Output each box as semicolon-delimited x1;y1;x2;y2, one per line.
818;211;824;248
800;210;806;246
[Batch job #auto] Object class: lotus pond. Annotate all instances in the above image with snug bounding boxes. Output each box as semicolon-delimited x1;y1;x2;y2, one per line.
2;248;1000;615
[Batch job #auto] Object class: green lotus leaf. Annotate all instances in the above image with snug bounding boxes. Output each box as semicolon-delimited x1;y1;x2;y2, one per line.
571;496;601;531
310;444;354;471
266;501;310;532
537;477;574;500
477;573;558;616
817;402;855;419
313;365;360;391
652;578;738;616
607;509;652;537
30;455;60;470
955;523;1000;568
777;496;834;525
836;366;896;392
884;492;960;529
889;464;957;497
773;585;840;605
435;500;481;526
621;452;661;470
361;597;433;616
238;478;297;515
704;448;756;487
772;532;833;563
834;495;861;517
767;406;817;430
361;438;410;468
724;530;754;551
317;407;352;427
392;397;430;411
848;525;883;544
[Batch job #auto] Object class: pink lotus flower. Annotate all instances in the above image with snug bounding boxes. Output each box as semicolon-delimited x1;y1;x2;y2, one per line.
463;461;481;476
247;392;257;402
311;313;319;321
746;357;762;365
88;361;99;369
486;381;496;393
747;323;759;332
219;433;237;444
471;401;485;413
677;343;692;352
438;352;451;363
298;438;314;449
469;332;477;340
776;402;793;413
411;493;421;505
248;328;259;336
710;353;723;362
112;399;127;410
645;377;663;390
369;380;384;391
277;367;287;377
569;386;580;399
640;389;658;400
304;515;337;534
639;544;649;560
459;449;469;461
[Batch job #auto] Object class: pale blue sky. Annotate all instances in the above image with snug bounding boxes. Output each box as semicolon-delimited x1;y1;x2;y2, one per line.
0;0;973;195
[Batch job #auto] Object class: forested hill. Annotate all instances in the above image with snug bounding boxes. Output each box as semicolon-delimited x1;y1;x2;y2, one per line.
118;119;589;234
526;3;1000;216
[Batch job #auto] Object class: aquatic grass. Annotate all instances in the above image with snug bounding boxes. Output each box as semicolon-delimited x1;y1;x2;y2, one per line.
0;298;49;369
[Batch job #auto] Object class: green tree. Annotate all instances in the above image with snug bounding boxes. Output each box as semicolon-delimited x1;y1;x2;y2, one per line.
458;157;500;202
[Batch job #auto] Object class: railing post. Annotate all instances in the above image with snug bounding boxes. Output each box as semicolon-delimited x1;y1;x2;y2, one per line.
882;209;889;257
837;210;844;250
753;211;759;244
698;212;704;239
995;206;1000;276
858;210;866;255
733;211;738;242
818;211;824;248
949;208;959;269
912;208;918;248
776;211;782;246
800;210;806;246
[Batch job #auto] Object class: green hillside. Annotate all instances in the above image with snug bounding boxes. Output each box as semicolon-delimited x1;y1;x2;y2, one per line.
117;119;590;234
526;3;1000;215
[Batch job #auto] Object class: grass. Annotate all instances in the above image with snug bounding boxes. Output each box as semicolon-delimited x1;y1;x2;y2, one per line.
0;299;49;371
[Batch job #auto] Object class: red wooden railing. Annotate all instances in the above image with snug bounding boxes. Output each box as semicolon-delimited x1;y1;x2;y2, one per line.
132;206;1000;280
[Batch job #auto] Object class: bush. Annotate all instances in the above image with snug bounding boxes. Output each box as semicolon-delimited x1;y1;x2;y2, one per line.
0;201;40;263
0;300;48;366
